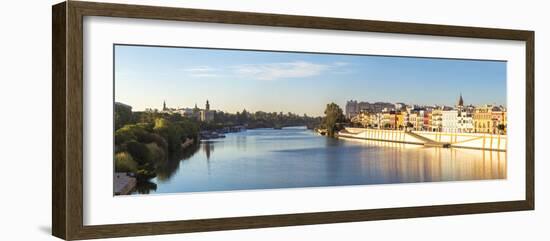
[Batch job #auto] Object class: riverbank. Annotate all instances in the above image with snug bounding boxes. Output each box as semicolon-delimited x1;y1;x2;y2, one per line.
114;172;136;195
338;127;507;151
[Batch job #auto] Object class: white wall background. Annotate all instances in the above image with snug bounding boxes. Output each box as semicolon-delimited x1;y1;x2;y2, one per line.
0;0;547;240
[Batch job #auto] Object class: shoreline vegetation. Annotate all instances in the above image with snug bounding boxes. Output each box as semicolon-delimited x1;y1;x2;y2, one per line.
114;102;324;194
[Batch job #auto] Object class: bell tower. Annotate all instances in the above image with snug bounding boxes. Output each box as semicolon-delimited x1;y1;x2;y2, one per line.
457;93;464;107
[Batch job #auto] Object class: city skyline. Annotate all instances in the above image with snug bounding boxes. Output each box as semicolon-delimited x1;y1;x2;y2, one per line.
115;45;507;117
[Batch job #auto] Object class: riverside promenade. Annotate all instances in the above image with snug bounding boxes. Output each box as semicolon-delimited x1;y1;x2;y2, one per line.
114;173;136;195
338;127;507;151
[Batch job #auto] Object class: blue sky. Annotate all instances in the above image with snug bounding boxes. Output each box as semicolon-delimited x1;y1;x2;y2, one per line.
115;45;506;117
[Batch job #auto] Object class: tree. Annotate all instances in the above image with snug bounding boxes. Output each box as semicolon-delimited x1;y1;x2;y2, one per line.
114;103;133;130
125;141;152;165
153;118;183;153
497;124;506;134
322;103;345;137
114;152;138;173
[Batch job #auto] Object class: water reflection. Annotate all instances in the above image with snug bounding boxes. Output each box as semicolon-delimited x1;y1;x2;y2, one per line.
136;127;506;194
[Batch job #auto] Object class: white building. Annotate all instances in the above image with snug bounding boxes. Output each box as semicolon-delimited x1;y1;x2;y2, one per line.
442;110;459;133
199;100;215;122
177;108;195;118
457;111;474;133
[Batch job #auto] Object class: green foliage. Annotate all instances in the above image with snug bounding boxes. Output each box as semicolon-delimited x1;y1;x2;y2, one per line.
146;142;166;163
176;119;200;140
146;133;169;152
114;152;137;173
114;103;133;130
212;110;320;128
114;128;136;145
153;118;183;153
322;103;345;137
125;141;152;165
136;168;157;181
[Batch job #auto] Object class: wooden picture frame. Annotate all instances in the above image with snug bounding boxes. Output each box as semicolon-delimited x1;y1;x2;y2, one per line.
52;1;534;240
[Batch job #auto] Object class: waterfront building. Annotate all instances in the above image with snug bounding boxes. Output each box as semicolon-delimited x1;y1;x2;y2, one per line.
394;102;406;111
442;110;459;133
177;108;196;118
457;110;474;133
409;112;423;131
430;109;443;132
345;100;359;119
473;105;506;134
403;112;410;129
452;94;474;133
416;110;425;131
350;112;371;127
423;111;431;131
491;109;507;134
160;100;178;113
344;94;504;134
372;113;383;129
200;100;215;122
473;106;492;133
380;111;398;129
396;112;405;129
408;113;416;130
345;100;395;119
456;93;464;110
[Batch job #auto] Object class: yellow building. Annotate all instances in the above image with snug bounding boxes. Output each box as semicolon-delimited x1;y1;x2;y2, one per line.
409;113;423;131
473;105;507;134
474;106;492;133
492;111;507;134
350;112;371;127
396;112;405;130
430;109;442;132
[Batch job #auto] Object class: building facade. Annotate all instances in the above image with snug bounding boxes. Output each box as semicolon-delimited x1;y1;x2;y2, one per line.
442;110;459;133
457;111;474;133
199;100;215;122
430;109;442;132
346;94;505;134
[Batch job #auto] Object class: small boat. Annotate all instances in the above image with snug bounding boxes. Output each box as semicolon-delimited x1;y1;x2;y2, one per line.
200;131;226;139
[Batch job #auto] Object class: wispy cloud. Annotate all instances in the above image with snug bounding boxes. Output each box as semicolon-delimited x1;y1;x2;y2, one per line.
333;61;349;66
233;61;330;80
182;66;219;77
182;61;350;80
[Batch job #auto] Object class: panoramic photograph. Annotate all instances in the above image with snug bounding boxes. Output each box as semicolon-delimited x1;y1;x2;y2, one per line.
113;45;507;195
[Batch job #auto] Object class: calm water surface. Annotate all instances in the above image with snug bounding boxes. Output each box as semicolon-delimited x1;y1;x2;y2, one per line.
138;127;506;194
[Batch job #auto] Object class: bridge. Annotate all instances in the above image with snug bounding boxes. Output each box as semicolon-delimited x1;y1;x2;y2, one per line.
338;127;506;151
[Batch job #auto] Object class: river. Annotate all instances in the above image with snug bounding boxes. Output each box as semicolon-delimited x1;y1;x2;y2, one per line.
136;126;506;194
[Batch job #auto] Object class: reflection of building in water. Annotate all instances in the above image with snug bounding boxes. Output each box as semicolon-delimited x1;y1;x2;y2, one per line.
339;137;506;183
203;141;214;160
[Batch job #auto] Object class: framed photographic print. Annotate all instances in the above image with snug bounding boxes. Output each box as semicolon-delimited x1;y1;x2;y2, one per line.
52;1;534;240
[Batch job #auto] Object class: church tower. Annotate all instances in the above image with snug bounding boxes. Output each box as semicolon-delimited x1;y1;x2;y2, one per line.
457;93;464;107
163;100;167;110
206;100;210;111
